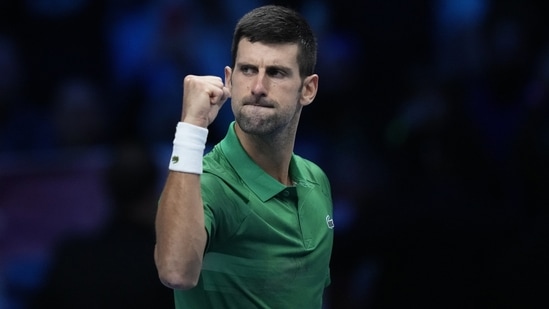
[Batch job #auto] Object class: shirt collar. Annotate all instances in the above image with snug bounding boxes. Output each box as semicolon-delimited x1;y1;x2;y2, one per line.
220;121;293;202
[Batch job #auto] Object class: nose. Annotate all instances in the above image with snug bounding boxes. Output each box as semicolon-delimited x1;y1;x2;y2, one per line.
251;71;267;97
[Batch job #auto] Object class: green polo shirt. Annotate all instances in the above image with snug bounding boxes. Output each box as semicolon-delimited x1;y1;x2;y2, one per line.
174;121;334;309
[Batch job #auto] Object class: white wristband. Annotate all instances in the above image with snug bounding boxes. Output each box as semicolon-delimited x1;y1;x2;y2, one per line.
168;122;208;174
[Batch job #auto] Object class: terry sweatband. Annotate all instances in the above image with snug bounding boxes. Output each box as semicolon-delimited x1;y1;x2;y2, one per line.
168;122;208;174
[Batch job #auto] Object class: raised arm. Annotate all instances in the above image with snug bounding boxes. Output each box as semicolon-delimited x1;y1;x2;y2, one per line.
154;73;230;290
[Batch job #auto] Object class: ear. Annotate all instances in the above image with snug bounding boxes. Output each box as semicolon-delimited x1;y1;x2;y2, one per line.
224;66;232;89
300;74;318;106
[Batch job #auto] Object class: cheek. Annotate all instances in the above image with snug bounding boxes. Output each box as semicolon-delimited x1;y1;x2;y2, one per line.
229;76;248;96
279;84;302;100
230;85;245;100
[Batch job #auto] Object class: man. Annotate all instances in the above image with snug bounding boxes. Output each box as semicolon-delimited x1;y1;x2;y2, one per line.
154;5;334;308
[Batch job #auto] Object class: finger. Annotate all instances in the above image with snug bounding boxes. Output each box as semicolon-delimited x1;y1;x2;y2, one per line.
209;86;227;105
221;86;231;101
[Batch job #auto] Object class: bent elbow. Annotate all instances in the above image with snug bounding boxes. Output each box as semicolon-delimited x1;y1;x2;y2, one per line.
158;268;200;290
154;244;204;290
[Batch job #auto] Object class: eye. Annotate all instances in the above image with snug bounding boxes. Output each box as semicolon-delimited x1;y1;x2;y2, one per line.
239;65;257;76
266;68;287;78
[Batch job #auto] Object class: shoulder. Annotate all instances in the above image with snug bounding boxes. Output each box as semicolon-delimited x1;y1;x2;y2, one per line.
292;154;332;199
293;154;330;182
201;145;244;201
202;144;238;184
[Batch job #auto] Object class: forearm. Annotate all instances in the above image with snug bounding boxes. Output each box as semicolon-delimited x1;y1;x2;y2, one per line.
155;171;207;290
154;75;228;290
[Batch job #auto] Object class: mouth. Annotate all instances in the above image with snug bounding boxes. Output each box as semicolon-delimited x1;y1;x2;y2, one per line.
243;99;274;108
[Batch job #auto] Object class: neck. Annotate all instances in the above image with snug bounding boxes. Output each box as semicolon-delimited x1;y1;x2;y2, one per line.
235;123;295;185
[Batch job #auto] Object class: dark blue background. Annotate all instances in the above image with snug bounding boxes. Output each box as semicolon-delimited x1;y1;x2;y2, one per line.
1;0;548;308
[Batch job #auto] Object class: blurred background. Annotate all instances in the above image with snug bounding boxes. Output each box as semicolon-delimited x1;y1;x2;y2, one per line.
1;0;548;308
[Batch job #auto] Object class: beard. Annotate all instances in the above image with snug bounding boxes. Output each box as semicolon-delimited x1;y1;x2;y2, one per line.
234;96;300;136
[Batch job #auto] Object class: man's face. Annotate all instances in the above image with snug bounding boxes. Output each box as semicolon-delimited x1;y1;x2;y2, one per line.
225;39;310;135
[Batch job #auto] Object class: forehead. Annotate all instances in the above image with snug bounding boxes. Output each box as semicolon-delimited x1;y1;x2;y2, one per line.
236;39;299;67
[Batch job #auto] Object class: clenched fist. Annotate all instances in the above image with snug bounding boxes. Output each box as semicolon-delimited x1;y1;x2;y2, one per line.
180;74;231;128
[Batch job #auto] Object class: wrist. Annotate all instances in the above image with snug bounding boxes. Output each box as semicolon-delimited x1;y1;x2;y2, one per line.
168;122;208;174
181;116;209;129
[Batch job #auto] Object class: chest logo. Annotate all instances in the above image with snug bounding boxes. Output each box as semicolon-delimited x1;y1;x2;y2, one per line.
325;215;335;229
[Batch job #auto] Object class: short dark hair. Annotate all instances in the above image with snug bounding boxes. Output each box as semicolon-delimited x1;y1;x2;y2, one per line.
231;5;317;78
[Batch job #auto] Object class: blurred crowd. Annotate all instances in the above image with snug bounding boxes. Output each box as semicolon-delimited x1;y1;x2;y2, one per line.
1;0;548;308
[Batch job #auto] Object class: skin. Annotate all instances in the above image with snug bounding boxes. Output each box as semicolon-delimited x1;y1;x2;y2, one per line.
154;38;319;290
